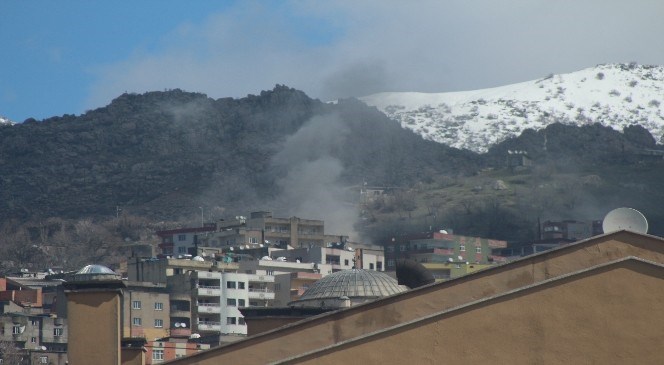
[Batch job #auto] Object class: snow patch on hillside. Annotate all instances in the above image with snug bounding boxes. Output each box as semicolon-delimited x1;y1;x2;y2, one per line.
360;64;664;153
0;116;16;125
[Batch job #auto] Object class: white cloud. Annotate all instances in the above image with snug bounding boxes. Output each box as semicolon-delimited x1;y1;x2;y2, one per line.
86;0;664;109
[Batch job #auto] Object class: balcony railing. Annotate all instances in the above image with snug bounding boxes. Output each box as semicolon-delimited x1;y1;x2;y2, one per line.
246;274;275;283
248;288;275;300
197;303;221;313
197;286;221;296
197;321;222;332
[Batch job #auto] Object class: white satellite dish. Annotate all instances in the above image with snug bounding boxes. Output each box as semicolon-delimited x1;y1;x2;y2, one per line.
602;207;648;234
175;322;181;328
181;323;187;328
457;255;463;261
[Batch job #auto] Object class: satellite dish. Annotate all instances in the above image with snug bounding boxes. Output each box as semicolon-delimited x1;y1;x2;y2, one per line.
447;258;453;262
602;207;648;234
175;322;181;328
181;323;187;328
457;255;463;261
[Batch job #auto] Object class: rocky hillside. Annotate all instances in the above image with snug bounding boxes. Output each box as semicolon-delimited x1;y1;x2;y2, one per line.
0;86;476;223
360;63;664;153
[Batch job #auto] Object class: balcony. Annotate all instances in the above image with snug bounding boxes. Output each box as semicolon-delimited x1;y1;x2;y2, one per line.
246;273;275;283
197;286;221;297
248;288;275;300
197;303;221;314
197;271;222;279
170;327;191;337
197;321;221;332
170;309;191;318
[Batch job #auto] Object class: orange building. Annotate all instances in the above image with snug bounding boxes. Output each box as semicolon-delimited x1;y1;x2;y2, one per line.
144;338;210;364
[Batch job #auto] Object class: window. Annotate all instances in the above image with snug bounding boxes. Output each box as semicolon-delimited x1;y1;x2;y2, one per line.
153;349;164;361
238;299;246;307
249;237;258;244
178;234;186;241
274;283;281;291
31;319;38;326
386;246;394;252
476;246;482;253
39;356;48;364
377;262;383;270
387;259;395;267
369;263;375;270
226;317;237;325
53;328;63;337
154;319;163;328
266;270;274;276
238;282;245;289
460;245;466;252
132;300;142;310
154;302;164;311
227;298;237;306
132;317;142;326
12;326;21;334
238;317;246;325
326;255;341;265
344;259;349;266
399;245;407;252
226;281;236;289
31;337;37;343
178;246;187;254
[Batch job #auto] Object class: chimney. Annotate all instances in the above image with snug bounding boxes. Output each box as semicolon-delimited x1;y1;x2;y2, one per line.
63;265;125;365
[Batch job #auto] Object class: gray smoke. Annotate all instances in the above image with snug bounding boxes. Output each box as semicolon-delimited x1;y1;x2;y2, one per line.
270;114;359;240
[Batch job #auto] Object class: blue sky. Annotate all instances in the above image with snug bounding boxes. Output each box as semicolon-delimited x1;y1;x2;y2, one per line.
2;0;664;122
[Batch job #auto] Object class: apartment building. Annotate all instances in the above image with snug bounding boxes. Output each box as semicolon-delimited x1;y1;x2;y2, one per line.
157;225;217;257
384;231;507;275
161;212;351;256
122;282;171;340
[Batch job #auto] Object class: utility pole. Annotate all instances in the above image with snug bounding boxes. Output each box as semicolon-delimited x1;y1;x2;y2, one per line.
199;206;204;227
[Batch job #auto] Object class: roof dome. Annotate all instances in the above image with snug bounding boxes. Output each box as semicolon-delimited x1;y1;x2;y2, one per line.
293;269;406;307
76;264;116;275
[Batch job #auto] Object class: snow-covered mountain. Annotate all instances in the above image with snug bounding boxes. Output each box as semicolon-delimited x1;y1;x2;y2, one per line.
360;63;664;153
0;115;15;125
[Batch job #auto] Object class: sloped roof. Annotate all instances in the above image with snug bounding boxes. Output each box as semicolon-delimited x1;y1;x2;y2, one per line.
276;257;664;364
164;230;664;365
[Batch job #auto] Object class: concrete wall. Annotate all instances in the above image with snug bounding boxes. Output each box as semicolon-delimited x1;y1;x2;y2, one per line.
286;259;664;364
121;348;145;365
67;290;121;365
163;231;664;365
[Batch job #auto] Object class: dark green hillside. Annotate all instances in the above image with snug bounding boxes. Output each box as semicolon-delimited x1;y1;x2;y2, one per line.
359;122;664;242
0;86;477;222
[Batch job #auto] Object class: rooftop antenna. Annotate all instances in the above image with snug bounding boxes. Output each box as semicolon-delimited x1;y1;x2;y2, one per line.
602;207;648;234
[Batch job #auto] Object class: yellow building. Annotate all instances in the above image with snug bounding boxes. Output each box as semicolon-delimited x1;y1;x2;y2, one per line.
158;230;664;364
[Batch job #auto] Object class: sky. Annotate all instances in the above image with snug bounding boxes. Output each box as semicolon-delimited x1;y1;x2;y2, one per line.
2;0;664;123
